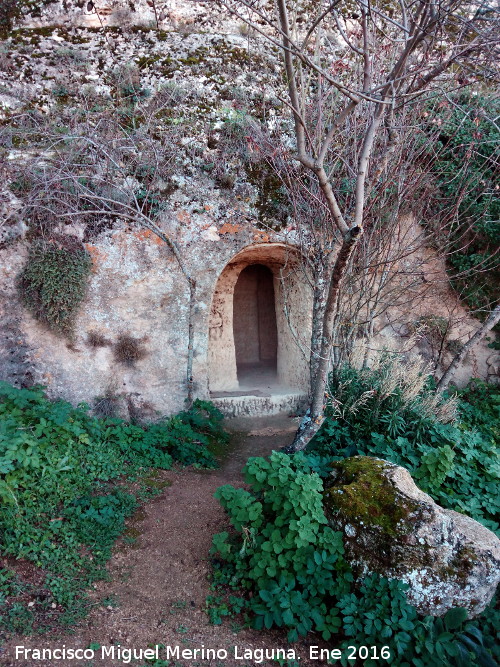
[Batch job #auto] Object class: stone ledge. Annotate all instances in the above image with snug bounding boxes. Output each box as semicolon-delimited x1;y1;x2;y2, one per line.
211;392;308;418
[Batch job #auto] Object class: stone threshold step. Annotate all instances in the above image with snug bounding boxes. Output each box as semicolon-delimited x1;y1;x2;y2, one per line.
211;392;308;418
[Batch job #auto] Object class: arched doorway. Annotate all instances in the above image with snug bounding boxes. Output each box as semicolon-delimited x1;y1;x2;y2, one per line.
233;264;278;387
208;244;312;397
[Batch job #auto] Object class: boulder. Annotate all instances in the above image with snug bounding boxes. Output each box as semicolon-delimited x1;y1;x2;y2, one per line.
323;456;500;617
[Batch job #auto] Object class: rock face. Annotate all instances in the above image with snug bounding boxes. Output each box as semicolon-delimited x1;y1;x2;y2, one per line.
0;0;496;415
324;456;500;617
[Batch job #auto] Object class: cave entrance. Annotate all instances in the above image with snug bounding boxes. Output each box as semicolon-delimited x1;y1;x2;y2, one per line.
208;243;312;399
233;264;278;388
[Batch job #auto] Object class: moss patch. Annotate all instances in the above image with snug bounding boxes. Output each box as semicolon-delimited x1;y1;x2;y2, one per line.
324;456;421;537
142;471;172;491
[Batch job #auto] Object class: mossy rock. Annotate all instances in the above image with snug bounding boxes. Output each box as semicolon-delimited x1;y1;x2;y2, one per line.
324;456;422;537
322;456;500;617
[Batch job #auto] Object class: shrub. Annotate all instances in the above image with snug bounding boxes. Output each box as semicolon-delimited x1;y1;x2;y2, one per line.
210;360;498;664
310;358;499;532
211;451;499;666
426;93;500;313
0;383;227;634
138;400;229;468
17;236;92;336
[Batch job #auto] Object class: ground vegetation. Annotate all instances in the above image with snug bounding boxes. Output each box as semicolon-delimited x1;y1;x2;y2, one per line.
210;363;500;666
0;382;227;636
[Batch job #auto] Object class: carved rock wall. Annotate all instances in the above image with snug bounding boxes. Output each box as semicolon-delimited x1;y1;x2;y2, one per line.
0;1;497;416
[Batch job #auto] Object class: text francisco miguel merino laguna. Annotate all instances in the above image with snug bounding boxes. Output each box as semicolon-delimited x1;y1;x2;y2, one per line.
14;643;380;663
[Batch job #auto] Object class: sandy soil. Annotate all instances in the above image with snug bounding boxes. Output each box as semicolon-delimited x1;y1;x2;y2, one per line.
0;417;335;667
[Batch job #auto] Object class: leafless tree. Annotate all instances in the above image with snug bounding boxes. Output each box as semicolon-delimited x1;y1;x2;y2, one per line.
214;0;499;450
438;303;500;389
244;97;498;381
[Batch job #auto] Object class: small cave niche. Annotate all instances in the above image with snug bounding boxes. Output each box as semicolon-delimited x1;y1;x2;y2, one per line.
208;243;312;397
233;264;278;387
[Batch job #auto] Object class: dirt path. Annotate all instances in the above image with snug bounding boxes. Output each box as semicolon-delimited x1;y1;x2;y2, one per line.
1;416;332;667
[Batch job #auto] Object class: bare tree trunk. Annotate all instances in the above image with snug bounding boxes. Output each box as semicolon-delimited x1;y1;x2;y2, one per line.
309;262;328;389
437;304;500;390
284;226;363;453
186;278;196;407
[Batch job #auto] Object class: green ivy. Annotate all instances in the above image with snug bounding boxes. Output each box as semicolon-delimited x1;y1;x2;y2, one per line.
17;237;92;336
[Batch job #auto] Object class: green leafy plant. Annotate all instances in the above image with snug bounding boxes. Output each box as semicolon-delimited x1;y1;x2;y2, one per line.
17;236;92;336
205;594;246;625
425;93;500;314
0;382;227;636
410;606;499;667
211;452;349;642
310;359;499;532
210;448;499;666
210;366;499;664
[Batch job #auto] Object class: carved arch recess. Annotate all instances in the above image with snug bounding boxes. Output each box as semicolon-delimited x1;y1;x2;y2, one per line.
208;243;312;394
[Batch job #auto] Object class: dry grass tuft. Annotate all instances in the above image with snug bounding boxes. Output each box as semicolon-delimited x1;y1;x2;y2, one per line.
114;334;148;367
87;330;111;348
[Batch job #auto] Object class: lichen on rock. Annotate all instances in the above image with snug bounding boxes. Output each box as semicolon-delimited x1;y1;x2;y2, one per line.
324;456;500;617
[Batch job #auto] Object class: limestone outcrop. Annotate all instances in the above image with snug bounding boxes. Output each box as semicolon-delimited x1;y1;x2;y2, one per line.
324;456;500;617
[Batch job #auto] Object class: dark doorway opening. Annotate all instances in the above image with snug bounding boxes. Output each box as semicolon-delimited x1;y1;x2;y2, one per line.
233;264;278;388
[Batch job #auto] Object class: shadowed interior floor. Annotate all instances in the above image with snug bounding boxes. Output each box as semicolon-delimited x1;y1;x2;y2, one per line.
210;362;300;398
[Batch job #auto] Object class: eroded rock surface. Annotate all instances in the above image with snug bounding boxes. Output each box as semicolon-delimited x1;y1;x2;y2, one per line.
324;456;500;617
